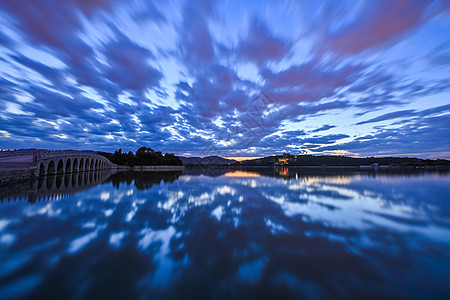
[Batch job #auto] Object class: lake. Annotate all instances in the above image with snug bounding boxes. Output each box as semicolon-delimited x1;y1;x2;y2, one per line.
0;168;449;299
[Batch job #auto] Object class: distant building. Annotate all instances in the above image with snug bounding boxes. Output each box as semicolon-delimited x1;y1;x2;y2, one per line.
278;153;291;165
279;158;288;165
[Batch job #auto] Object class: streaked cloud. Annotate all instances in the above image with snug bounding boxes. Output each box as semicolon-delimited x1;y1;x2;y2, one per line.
0;0;449;158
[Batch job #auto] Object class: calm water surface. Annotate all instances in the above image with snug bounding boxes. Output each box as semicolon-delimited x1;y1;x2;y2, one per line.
0;168;449;299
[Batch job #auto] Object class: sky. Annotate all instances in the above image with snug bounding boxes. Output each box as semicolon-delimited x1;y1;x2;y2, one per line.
0;0;449;158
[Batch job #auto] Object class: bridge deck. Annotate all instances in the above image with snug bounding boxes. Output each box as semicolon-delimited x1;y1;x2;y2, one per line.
0;162;34;171
0;155;33;163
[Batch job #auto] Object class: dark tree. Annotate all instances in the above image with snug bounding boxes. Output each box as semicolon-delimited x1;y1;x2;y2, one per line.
98;147;182;166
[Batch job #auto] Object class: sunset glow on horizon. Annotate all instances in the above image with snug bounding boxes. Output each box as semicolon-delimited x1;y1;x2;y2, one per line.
225;157;263;162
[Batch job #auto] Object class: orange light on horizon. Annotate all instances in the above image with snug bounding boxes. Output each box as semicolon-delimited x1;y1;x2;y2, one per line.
224;170;260;178
225;156;263;161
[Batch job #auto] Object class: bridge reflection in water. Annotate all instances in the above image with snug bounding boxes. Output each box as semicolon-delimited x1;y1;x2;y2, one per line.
0;170;114;203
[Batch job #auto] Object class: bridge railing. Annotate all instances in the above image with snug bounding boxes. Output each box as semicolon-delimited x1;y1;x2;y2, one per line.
0;149;112;164
35;150;112;164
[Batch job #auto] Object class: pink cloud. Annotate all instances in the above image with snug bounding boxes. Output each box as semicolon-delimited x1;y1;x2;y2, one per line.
262;63;361;104
323;0;431;54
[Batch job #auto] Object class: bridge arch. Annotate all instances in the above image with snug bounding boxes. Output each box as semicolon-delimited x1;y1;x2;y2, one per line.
73;158;78;173
57;159;64;174
95;160;98;170
66;158;72;173
90;159;94;171
79;158;84;172
47;160;55;175
39;163;45;176
85;158;90;172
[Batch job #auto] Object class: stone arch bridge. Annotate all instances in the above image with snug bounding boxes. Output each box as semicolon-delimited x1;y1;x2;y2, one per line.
35;150;114;176
0;149;115;179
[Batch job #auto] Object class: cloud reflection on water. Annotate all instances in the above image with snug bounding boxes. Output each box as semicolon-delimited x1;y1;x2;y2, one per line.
0;169;449;299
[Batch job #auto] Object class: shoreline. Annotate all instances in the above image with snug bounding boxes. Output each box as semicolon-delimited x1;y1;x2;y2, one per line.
115;165;184;171
2;163;448;187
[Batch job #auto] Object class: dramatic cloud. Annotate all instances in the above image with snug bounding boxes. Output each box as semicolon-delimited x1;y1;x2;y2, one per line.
179;4;215;67
321;0;432;55
238;19;290;65
0;0;449;158
319;114;450;158
103;32;162;93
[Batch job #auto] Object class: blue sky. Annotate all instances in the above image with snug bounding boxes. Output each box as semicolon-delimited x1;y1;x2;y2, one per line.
0;0;449;158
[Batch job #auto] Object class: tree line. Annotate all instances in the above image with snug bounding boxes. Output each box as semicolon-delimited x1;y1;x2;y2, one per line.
98;147;182;166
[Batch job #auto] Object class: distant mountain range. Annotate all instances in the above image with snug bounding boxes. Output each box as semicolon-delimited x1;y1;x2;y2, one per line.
179;156;237;165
